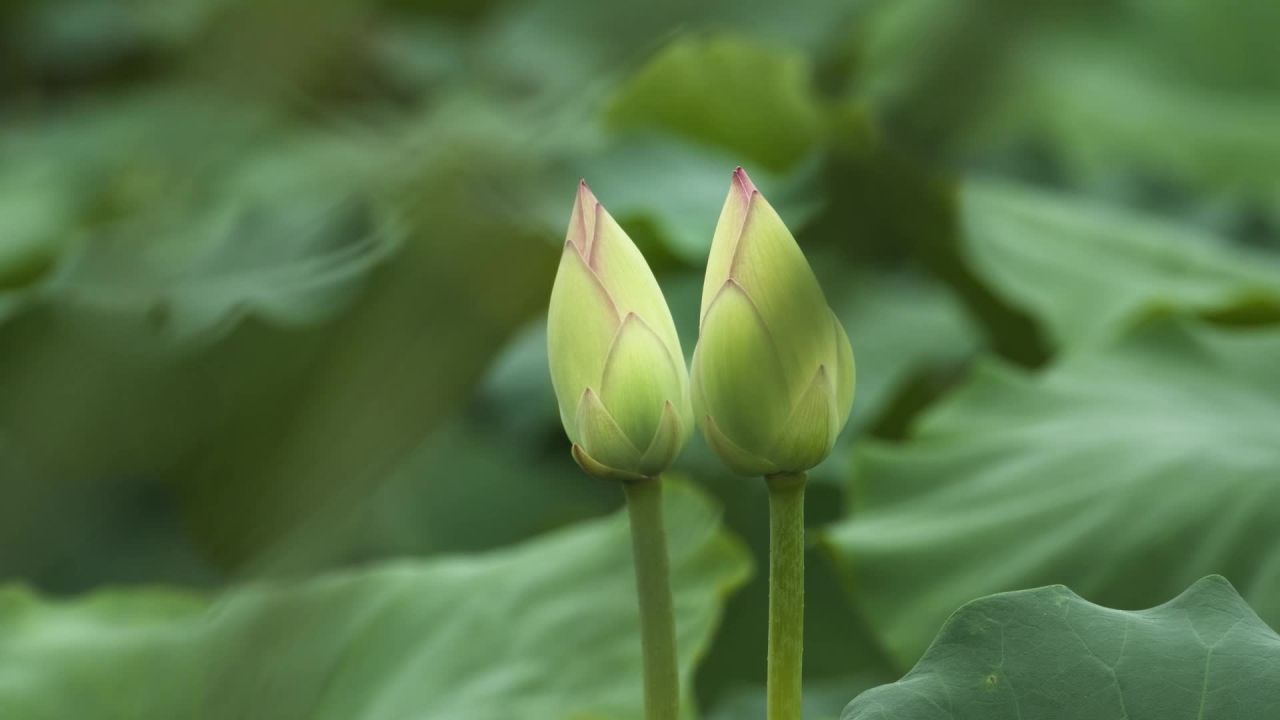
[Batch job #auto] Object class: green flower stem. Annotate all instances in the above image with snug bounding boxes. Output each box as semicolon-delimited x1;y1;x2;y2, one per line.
623;476;680;720
766;472;806;720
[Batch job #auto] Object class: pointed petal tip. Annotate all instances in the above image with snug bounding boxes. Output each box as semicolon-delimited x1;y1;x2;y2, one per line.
584;201;610;265
567;181;600;255
731;166;758;200
575;389;646;473
573;178;596;209
576;182;600;215
637;400;685;475
705;278;746;309
701;279;734;326
614;311;657;339
709;278;770;332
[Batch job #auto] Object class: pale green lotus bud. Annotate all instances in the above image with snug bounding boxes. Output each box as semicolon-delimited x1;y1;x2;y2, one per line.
691;168;855;476
548;181;693;482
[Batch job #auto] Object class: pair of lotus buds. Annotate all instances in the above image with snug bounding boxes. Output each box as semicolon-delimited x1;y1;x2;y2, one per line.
548;168;855;481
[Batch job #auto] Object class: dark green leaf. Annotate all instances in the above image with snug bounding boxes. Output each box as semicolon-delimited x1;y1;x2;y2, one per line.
842;576;1280;719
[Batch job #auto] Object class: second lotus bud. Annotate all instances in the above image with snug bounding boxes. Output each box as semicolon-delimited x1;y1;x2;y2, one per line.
692;168;855;476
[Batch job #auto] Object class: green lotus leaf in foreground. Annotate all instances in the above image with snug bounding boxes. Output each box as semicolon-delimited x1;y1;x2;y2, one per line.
824;318;1280;669
0;479;750;720
842;576;1280;719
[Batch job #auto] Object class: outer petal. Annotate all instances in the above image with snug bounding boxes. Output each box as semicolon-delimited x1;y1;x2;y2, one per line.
565;180;599;256
769;366;838;472
690;345;712;434
729;189;834;401
637;401;686;476
575;388;643;474
547;247;620;440
702;413;778;476
572;445;648;483
600;314;684;452
832;311;856;429
589;203;686;369
700;167;755;324
692;280;791;455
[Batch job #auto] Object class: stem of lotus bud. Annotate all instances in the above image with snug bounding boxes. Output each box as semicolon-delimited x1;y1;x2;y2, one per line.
765;471;806;720
623;476;680;720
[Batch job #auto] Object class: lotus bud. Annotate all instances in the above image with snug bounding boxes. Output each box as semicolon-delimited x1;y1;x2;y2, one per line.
691;168;855;476
548;181;693;482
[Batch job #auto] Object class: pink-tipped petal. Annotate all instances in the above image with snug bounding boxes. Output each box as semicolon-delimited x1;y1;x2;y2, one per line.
732;166;758;201
566;180;600;256
701;168;758;322
588;204;687;374
719;187;834;402
586;202;607;267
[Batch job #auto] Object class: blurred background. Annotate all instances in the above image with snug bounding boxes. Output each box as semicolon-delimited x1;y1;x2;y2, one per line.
2;0;1279;718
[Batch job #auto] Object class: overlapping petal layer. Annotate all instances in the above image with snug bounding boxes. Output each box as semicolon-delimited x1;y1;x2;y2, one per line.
693;168;856;475
549;182;692;480
547;245;619;438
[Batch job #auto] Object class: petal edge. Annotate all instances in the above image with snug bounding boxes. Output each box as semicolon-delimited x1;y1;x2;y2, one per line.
638;401;686;476
576;388;643;473
769;366;838;472
702;414;779;476
692;280;791;452
547;247;621;438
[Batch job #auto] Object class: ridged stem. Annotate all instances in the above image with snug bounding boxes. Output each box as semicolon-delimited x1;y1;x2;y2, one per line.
766;472;806;720
623;476;680;720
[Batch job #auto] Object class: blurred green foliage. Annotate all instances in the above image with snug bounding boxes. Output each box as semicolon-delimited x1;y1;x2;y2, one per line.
0;480;749;718
827;319;1280;669
1;0;1278;717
